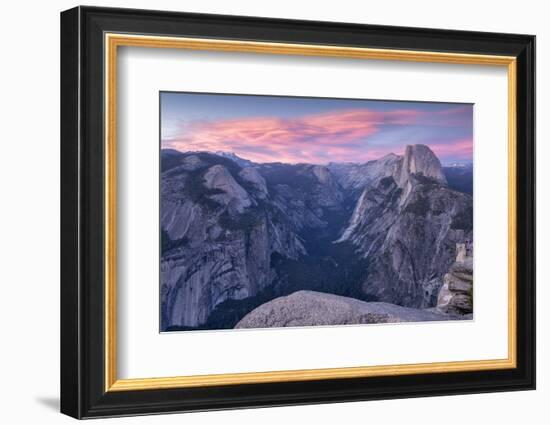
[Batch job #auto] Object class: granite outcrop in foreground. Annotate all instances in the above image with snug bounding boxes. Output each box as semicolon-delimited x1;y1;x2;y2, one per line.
235;290;452;329
437;244;474;316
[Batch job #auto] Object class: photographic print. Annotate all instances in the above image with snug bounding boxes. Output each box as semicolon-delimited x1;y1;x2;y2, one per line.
160;92;474;332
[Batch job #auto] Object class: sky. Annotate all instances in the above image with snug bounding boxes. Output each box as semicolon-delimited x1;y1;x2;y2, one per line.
160;92;473;165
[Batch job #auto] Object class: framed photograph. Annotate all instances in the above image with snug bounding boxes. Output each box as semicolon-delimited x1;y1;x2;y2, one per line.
60;6;535;419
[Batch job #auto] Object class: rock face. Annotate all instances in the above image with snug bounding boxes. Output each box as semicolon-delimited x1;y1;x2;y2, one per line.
238;167;268;199
397;144;447;187
437;244;473;315
236;290;451;328
160;151;345;330
328;153;402;195
337;145;472;308
203;165;252;213
160;144;473;330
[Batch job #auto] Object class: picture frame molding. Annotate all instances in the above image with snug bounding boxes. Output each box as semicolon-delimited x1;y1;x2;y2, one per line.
61;5;535;419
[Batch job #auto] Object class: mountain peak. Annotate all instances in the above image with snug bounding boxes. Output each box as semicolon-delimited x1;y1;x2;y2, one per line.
214;151;254;168
397;144;447;187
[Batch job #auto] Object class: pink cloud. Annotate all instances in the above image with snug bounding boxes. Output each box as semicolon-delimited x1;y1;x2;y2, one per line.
163;107;471;164
429;138;473;161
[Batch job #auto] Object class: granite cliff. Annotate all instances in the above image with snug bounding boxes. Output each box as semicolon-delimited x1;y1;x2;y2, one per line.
160;151;345;329
336;144;472;308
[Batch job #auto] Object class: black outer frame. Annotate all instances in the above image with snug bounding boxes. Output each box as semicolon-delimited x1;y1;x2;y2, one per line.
60;5;536;419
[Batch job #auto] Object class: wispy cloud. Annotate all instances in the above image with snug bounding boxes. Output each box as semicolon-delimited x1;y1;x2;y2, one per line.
429;138;473;161
163;105;472;164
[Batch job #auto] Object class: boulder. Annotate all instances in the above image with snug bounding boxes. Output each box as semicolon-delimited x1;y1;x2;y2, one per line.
235;290;451;329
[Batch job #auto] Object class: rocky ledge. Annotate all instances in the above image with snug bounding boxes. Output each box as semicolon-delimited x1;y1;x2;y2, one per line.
436;243;473;316
235;290;453;329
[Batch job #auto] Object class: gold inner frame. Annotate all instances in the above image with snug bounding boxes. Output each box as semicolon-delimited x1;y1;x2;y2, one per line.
104;33;517;392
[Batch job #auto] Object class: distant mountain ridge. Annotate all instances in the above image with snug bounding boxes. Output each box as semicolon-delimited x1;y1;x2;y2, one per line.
164;148;473;196
442;163;473;195
214;151;256;168
160;145;473;330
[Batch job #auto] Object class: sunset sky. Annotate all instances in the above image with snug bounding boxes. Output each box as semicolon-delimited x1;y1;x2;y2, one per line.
160;92;473;165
